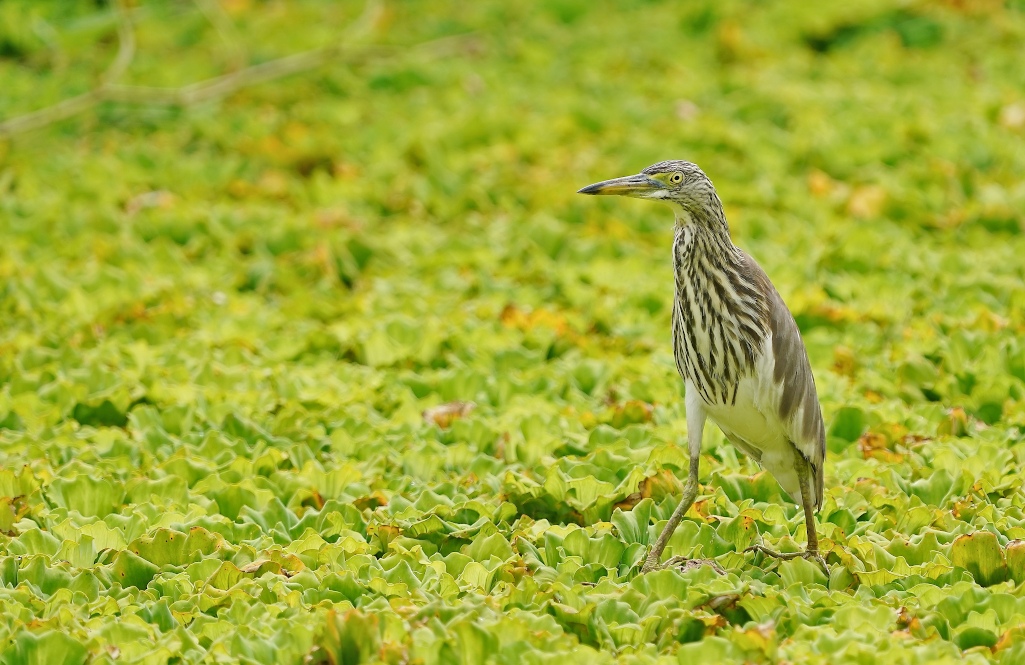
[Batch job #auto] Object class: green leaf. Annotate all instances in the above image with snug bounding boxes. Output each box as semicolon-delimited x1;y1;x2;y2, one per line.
951;532;1007;586
71;399;128;427
464;531;513;562
1007;540;1025;585
954;626;999;650
206;561;245;590
828;406;866;443
718;514;759;552
129;528;191;567
314;610;381;665
778;556;828;587
408;514;447;537
0;630;87;665
562;529;626;569
676;635;743;660
47;475;124;518
111;550;160;590
4;4;1025;663
9;529;61;557
611;500;654;545
452;620;497;665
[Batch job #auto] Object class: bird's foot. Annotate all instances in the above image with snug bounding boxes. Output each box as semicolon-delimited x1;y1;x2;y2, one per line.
746;545;828;574
643;555;725;576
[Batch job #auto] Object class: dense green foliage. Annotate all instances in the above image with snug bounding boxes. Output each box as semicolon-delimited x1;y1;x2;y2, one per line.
2;0;1025;662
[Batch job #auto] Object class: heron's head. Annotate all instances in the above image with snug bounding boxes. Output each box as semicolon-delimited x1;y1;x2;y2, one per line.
578;160;725;228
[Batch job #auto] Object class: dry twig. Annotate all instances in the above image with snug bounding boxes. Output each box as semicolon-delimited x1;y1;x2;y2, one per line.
0;0;474;138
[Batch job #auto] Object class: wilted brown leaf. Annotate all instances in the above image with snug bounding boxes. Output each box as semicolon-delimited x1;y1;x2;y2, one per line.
939;407;970;437
305;490;325;510
614;492;643;511
715;20;749;63
617;467;685;510
807;169;837;198
847;185;887;219
609;400;655;428
995;625;1025;652
257;170;290;198
353;491;389;511
864;390;884;403
998;102;1025;130
731;623;776;652
639;468;682;500
832;345;857;378
699;613;729;631
240;559;283;575
125;190;175;215
675;100;700;122
941;0;1005;13
222;0;252;14
952;496;978;520
423;401;476;428
0;497;15;535
858;431;903;462
500;304;570;336
368;524;401;551
895;606;920;631
691;499;712;520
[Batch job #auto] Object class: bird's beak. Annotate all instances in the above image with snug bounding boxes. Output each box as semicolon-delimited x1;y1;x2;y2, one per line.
577;173;665;198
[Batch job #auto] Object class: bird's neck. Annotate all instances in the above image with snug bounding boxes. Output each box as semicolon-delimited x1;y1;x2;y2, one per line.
670;190;734;241
672;213;758;328
671;205;743;273
671;213;770;402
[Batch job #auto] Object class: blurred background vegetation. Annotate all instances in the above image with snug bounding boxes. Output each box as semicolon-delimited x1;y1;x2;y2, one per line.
2;0;1025;663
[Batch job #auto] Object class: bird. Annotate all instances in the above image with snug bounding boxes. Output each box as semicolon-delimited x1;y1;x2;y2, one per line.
578;160;826;573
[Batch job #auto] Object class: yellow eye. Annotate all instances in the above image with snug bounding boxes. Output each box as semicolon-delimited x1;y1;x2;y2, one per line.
670;173;683;184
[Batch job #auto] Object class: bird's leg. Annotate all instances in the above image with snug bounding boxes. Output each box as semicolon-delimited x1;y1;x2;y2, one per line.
641;455;700;573
641;396;720;574
747;455;828;573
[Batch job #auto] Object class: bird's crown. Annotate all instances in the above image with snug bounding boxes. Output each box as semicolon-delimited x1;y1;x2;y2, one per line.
641;161;715;190
641;160;706;178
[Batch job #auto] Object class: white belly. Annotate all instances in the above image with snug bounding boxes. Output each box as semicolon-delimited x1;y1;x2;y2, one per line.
695;373;804;503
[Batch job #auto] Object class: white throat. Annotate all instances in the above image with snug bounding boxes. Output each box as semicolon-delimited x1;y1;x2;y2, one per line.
672;203;696;227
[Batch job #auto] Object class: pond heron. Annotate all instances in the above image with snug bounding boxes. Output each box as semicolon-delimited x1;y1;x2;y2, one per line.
579;161;827;573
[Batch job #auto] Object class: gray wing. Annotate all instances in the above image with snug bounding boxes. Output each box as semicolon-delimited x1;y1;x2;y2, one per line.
744;255;826;508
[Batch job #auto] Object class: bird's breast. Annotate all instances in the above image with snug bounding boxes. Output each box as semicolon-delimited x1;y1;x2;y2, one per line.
672;267;768;407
